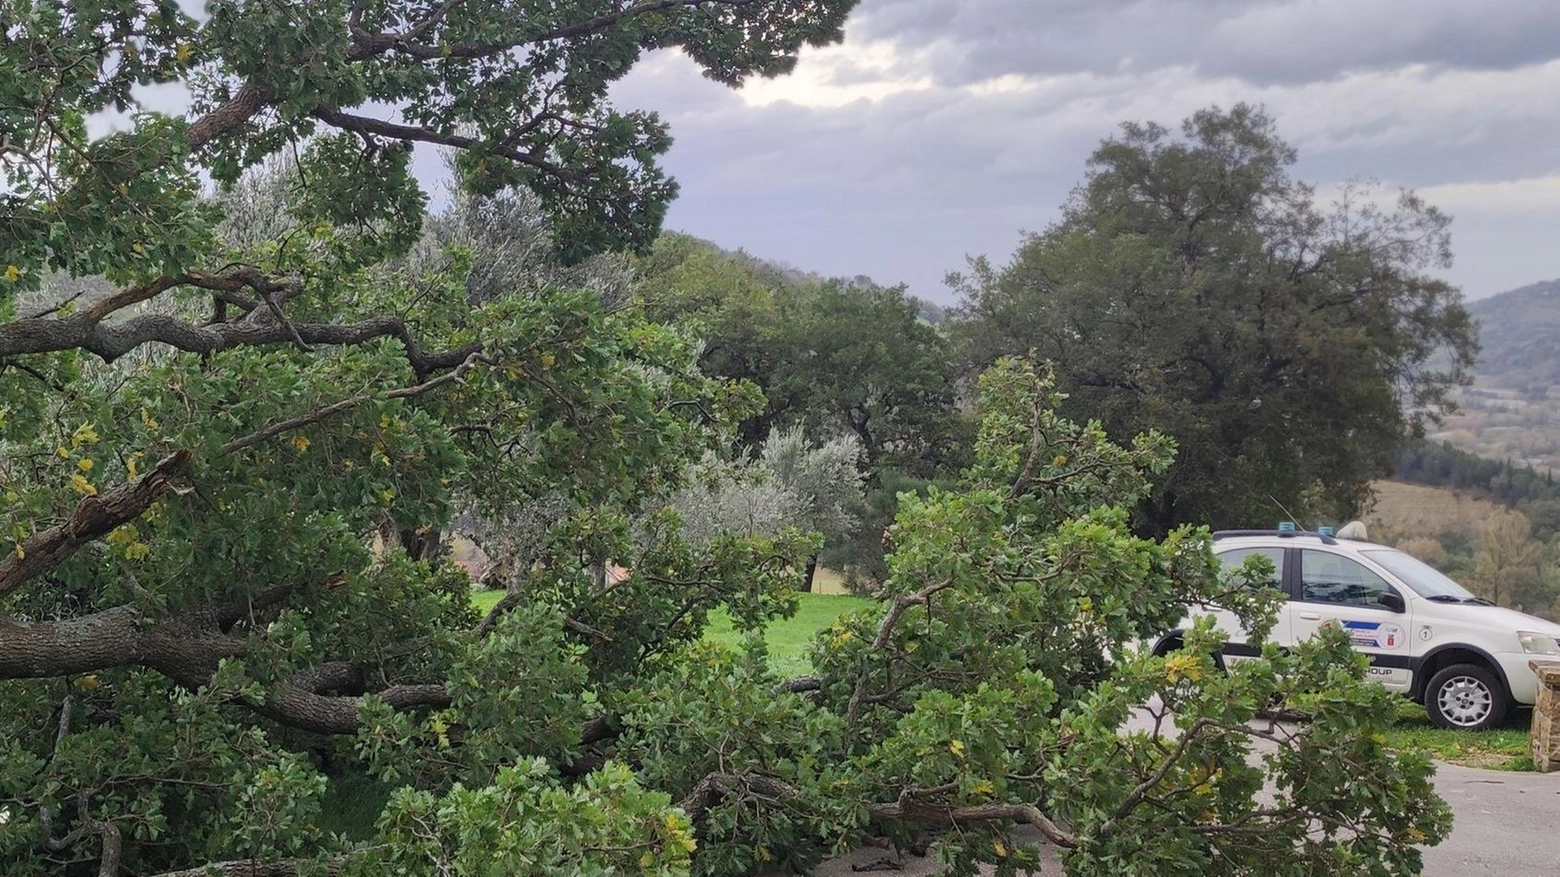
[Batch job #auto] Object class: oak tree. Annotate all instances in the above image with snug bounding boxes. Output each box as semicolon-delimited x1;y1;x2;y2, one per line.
952;105;1478;535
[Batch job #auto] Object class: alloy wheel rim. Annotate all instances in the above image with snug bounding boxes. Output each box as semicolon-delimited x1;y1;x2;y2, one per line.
1437;676;1493;727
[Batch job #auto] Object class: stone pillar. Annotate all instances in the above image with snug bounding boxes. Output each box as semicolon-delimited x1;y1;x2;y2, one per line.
1530;660;1560;773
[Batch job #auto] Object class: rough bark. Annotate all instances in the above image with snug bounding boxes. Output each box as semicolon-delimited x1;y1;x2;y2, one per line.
0;582;450;735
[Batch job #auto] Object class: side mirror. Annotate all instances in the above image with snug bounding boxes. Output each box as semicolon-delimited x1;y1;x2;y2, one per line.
1377;591;1406;613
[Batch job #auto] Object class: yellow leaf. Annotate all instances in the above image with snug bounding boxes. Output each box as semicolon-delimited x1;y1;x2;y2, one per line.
124;542;150;561
176;42;192;65
291;435;310;452
73;674;100;693
13;545;24;560
131;241;144;254
993;839;1007;857
969;779;995;797
756;844;771;862
56;447;71;459
678;835;696;852
1163;653;1204;683
69;473;97;496
116;182;129;195
76;457;93;472
126;454;141;480
639;852;655;869
3;265;18;282
949;739;966;758
71;423;99;447
663;813;680;834
539;351;556;369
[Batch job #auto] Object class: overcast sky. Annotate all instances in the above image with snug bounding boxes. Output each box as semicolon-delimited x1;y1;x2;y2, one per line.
601;0;1560;303
119;1;1560;303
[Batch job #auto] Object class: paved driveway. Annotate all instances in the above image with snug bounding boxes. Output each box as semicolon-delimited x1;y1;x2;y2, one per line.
1428;762;1560;875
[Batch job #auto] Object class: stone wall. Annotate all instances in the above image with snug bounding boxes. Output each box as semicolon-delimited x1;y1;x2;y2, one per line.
1530;660;1560;773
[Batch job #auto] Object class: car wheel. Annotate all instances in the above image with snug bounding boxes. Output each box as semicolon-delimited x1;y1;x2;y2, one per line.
1425;663;1508;731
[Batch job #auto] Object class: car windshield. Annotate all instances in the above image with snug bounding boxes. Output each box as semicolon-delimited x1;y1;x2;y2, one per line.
1360;549;1477;601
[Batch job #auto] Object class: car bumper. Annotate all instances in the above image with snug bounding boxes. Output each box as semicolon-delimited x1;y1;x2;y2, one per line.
1494;651;1542;705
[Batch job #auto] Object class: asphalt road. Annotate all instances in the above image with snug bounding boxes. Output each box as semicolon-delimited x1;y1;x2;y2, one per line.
1427;762;1560;876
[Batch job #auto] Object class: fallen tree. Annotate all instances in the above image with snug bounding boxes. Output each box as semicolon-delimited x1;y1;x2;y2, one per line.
2;3;1447;875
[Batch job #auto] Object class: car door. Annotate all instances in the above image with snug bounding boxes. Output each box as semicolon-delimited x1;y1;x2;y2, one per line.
1289;548;1413;691
1212;545;1290;665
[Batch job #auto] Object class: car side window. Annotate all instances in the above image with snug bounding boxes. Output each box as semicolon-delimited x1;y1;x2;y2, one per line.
1216;547;1285;593
1300;550;1393;606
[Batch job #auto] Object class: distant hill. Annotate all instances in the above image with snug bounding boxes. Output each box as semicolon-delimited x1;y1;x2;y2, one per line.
1418;279;1560;475
1468;279;1560;395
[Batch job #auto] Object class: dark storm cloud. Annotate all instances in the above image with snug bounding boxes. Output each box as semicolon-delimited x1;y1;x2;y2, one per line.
843;0;1560;85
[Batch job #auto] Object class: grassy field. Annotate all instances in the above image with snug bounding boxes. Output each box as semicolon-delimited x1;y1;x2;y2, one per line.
470;588;874;676
702;593;875;676
471;588;505;615
1366;479;1508;540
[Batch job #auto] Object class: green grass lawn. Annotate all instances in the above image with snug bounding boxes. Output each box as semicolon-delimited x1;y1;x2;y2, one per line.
470;588;874;676
702;593;876;676
471;588;505;615
1383;701;1534;771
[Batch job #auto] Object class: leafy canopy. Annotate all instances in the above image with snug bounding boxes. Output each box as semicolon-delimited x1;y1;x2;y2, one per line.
951;104;1478;533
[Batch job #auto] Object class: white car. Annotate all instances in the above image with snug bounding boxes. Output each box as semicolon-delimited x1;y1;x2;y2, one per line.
1153;526;1560;731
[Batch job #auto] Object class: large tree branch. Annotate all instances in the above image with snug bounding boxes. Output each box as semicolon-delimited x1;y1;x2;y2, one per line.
0;592;451;735
678;772;1079;850
312;108;596;191
346;0;761;61
253;660;452;735
185;82;275;149
0;450;191;600
866;799;1078;851
0;301;479;377
846;579;954;728
221;350;490;454
148;854;358;877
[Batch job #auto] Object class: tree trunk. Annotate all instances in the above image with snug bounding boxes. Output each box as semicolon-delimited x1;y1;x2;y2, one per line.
803;555;819;593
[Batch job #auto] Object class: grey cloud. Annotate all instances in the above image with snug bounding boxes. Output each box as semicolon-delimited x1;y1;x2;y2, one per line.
610;48;1560;303
842;0;1560;85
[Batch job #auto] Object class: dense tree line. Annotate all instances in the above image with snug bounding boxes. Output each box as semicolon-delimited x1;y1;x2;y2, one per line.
1395;439;1560;539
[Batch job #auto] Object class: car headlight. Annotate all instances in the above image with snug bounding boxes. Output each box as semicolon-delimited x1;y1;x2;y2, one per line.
1518;631;1560;656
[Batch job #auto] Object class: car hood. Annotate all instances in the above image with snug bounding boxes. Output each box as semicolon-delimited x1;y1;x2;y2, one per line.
1420;601;1560;636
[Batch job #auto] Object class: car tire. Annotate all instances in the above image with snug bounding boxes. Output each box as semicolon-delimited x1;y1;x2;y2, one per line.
1424;663;1508;732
